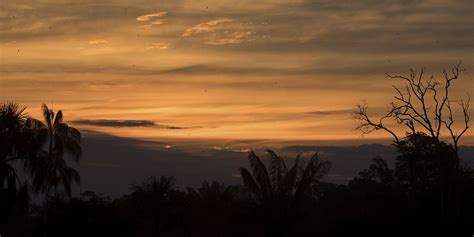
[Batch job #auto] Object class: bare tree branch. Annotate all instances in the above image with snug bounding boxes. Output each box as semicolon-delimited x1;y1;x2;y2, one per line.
355;62;470;153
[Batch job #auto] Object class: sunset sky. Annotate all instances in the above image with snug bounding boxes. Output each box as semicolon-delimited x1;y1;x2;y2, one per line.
1;0;473;146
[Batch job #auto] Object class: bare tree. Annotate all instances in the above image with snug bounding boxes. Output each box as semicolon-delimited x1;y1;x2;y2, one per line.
354;62;470;154
354;62;471;223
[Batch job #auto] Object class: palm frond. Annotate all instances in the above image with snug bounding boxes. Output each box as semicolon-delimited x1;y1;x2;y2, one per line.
62;137;82;163
25;118;46;130
53;110;63;131
41;104;52;131
248;151;271;193
61;166;80;197
267;149;287;192
295;152;330;200
131;176;175;200
67;126;81;143
283;153;300;194
239;167;260;194
0;102;27;127
53;134;65;156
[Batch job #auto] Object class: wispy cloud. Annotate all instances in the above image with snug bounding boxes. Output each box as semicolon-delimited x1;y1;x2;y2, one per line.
150;19;164;25
205;31;252;45
88;39;109;45
182;18;232;37
139;20;165;29
139;19;165;29
136;11;167;29
136;12;167;22
138;25;152;30
145;42;169;50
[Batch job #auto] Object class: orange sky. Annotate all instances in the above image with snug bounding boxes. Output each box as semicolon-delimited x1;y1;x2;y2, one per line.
1;0;473;145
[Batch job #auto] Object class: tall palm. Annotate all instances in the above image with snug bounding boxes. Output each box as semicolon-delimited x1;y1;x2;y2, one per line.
28;104;82;197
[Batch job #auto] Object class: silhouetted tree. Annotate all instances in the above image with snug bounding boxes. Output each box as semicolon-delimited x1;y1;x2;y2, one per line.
239;149;330;235
0;103;27;210
394;133;455;194
28;104;81;198
185;181;246;236
16;104;83;237
355;62;469;149
126;176;177;236
0;102;44;236
354;63;471;225
240;150;330;203
353;156;394;186
130;176;175;203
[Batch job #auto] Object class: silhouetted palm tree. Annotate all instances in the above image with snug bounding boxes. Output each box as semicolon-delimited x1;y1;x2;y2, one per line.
130;176;175;202
129;176;176;235
19;104;83;237
0;103;41;235
28;104;82;197
0;103;29;211
239;150;330;236
1;103;27;185
239;149;331;204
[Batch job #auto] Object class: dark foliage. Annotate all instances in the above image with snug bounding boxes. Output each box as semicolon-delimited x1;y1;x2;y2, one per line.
5;146;471;237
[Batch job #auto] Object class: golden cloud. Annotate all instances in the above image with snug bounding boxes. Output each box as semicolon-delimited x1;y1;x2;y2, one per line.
88;39;109;45
136;12;167;22
145;42;170;50
151;19;164;25
205;31;252;45
182;18;232;37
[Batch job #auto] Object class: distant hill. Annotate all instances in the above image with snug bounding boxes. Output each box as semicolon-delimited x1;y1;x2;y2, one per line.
75;132;474;197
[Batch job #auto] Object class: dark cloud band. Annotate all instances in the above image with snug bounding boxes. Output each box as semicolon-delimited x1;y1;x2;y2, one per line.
72;119;201;129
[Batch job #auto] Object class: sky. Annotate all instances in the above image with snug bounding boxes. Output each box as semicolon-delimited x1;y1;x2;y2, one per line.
1;0;473;147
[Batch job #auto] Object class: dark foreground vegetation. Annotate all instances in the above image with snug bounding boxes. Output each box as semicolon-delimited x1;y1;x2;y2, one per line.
1;64;473;236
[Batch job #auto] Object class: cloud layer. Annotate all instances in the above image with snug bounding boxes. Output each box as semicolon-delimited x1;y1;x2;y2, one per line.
1;0;473;142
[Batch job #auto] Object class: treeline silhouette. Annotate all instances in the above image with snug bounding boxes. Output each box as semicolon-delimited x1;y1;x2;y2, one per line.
1;103;473;237
1;64;473;237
